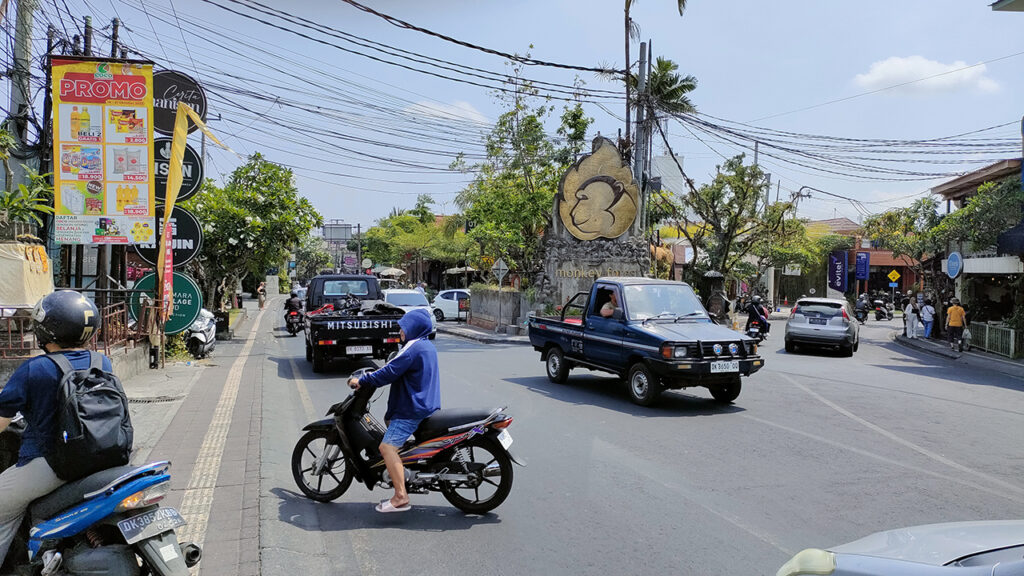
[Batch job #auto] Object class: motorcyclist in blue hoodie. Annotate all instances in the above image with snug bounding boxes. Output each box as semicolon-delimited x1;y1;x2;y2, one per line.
348;308;440;513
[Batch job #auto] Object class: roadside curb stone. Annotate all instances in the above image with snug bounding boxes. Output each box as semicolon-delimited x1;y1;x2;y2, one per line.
436;322;531;345
892;333;1024;380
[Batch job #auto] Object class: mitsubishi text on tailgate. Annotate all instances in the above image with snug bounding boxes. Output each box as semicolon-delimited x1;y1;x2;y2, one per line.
528;278;764;406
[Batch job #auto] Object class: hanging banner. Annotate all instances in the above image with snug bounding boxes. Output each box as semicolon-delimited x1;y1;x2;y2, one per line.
50;57;155;244
133;205;204;267
828;251;848;292
855;252;870;280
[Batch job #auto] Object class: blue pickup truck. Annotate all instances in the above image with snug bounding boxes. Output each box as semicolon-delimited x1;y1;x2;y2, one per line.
528;278;764;406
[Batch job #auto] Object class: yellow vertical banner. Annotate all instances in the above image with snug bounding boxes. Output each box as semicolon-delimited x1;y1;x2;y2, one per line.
158;102;231;319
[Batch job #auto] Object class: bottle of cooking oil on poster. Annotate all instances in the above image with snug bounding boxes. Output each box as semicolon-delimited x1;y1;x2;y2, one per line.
70;106;80;139
78;107;91;138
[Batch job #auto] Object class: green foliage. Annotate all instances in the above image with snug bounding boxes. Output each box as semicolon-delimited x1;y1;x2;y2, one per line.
183;153;322;307
931;177;1024;251
862;197;940;279
0;169;54;226
634;57;697;115
455;65;593;274
295;234;332;282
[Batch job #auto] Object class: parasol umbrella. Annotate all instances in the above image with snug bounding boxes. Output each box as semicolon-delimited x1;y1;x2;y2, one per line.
378;267;406;277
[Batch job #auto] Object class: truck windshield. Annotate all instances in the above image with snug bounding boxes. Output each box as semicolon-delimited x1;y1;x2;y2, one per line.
623;284;707;320
323;280;370;296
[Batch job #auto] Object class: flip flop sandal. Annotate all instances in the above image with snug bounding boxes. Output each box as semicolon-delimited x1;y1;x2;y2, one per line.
375;499;411;513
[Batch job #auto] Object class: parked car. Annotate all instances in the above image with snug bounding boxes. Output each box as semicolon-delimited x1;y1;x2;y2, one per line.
784;297;859;356
777;520;1024;576
383;289;437;338
528;278;763;406
431;289;470;322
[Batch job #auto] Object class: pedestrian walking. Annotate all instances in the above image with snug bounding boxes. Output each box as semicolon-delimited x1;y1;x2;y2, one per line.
946;297;967;351
920;299;936;338
904;297;920;339
257;282;267;310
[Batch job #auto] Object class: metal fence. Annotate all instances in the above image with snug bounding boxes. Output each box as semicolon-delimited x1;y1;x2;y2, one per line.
0;301;146;359
968;323;1024;359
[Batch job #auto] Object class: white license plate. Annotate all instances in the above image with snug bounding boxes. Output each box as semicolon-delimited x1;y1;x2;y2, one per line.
749;327;759;333
497;429;513;449
711;360;739;373
346;345;373;355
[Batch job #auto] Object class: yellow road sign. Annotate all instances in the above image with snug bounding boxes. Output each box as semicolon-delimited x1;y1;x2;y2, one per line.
887;270;901;282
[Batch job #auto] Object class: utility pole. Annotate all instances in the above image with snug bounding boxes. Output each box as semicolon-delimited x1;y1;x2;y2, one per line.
7;0;37;192
632;41;647;239
356;223;362;270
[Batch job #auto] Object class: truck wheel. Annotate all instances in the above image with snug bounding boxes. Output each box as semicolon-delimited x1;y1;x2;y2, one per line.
545;348;570;384
627;363;662;406
709;376;741;403
306;343;313;362
312;348;325;373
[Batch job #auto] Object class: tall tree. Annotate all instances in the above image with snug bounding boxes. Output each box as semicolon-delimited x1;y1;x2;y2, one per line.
643;57;697;115
862;197;941;288
295;234;332;283
624;0;687;156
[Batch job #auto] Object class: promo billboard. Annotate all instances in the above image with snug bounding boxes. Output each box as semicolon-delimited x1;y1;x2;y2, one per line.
51;57;155;244
828;251;848;292
855;252;870;280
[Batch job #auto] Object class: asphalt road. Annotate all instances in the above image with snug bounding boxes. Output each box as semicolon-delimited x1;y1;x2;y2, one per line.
257;317;1024;576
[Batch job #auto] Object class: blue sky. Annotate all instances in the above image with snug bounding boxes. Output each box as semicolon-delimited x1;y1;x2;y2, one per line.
15;0;1024;228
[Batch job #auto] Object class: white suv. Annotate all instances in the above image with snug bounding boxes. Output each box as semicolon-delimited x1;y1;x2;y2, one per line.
431;289;470;322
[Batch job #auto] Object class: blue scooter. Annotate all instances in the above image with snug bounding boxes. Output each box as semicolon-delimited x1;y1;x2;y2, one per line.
0;416;201;575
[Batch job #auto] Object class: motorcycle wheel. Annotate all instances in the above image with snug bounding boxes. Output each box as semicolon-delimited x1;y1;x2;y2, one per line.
291;430;353;502
440;436;514;514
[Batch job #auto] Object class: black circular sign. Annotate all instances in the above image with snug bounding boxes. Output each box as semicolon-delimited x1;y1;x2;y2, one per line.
153;70;208;136
154;137;204;202
132;205;204;267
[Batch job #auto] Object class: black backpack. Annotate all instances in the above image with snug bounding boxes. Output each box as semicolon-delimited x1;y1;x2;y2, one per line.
46;352;133;481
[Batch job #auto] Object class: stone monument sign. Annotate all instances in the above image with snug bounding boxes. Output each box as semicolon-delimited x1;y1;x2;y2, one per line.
535;137;651;306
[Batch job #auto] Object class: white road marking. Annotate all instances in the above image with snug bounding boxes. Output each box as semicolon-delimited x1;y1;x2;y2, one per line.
175;307;265;569
779;372;1024;497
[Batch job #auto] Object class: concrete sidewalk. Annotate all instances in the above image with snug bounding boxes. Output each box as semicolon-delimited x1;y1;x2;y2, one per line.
893;333;1024;380
436;321;530;345
124;360;207;465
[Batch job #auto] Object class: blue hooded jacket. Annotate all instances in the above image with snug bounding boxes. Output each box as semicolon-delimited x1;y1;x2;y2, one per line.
359;308;440;420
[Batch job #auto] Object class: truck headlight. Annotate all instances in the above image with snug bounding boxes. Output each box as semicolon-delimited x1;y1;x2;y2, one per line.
673;346;688;358
776;549;835;576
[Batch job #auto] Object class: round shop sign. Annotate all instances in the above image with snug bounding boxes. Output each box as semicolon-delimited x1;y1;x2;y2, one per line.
132;205;204;267
128;272;203;335
154;138;204;202
153;70;208;135
947;251;963;279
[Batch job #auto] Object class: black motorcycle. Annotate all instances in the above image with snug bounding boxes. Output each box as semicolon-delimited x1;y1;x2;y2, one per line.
285;309;305;336
291;367;524;514
854;307;868;324
873;300;893;321
745;319;767;343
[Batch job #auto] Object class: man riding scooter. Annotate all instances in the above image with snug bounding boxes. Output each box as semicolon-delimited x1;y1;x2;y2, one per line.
745;295;770;338
283;291;305;335
854;294;870;323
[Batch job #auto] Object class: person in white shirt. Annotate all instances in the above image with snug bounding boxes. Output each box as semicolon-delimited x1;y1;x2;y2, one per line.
920;299;936;339
904;297;920;339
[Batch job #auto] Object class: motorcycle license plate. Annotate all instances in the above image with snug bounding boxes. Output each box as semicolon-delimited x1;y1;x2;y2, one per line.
749;327;759;333
117;507;186;545
497;429;513;449
711;361;739;373
346;345;373;355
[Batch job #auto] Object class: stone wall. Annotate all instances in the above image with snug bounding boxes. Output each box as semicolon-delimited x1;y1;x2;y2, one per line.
0;343;151;388
468;288;522;331
532;235;650;307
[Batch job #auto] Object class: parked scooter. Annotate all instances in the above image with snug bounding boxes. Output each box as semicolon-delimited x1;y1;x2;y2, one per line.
292;367;524;513
0;416;201;575
186;308;216;359
285;309;305;336
873;300;893;321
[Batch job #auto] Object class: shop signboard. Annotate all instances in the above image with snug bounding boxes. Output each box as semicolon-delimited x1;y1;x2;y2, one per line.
133;205;204;267
153;137;203;202
128;271;202;334
947;251;963;279
827;251;847;292
152;70;207;135
855;252;870;280
51;57;155;244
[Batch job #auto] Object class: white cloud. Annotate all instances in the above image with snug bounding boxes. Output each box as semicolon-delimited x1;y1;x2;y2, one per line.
853;55;998;94
405;100;489;125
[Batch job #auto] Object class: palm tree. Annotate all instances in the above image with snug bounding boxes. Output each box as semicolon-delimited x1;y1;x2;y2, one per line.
643;57;697;115
624;0;687;153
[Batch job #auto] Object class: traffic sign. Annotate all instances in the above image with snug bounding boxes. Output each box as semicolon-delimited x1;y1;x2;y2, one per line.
889;282;899;288
491;258;509;282
887;270;901;282
127;271;203;335
361;258;372;269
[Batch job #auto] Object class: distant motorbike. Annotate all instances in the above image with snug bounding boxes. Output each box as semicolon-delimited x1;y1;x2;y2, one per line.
292;367;524;514
746;319;767;343
285;309;305;336
854;307;868;324
186;308;217;359
0;416;201;575
874;300;893;321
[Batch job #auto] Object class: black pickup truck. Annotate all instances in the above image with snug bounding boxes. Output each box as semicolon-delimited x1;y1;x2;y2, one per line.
528;277;764;406
303;274;405;372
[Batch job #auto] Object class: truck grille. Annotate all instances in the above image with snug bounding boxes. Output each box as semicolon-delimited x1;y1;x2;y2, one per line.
700;341;744;358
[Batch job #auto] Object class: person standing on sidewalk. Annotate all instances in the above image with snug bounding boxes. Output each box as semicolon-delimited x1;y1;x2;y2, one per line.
257;282;267;310
920;299;936;339
946;298;967;351
904;297;920;339
0;291;109;566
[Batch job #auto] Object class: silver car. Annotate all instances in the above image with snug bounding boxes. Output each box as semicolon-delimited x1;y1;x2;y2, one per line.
778;520;1024;575
784;297;859;356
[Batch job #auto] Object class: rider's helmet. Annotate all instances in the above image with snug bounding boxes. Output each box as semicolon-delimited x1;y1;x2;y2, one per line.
32;290;101;348
290;291;298;298
751;295;762;304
